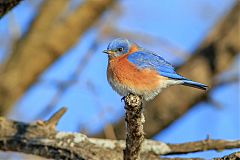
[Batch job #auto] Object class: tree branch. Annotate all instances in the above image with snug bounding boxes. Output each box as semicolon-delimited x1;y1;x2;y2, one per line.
0;107;239;160
214;152;240;160
167;139;240;155
95;2;240;139
124;94;145;160
0;0;23;19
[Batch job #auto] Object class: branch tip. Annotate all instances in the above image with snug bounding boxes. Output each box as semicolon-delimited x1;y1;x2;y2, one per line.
45;107;67;127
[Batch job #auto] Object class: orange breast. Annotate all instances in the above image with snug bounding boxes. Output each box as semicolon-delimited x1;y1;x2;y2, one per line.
107;54;167;92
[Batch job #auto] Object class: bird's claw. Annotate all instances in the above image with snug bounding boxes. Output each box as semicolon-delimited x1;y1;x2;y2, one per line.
121;96;125;102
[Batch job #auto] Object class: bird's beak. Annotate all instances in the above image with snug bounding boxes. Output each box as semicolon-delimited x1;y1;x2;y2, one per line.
102;50;114;55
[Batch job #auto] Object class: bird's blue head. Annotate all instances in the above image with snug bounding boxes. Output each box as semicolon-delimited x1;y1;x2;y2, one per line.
103;38;132;58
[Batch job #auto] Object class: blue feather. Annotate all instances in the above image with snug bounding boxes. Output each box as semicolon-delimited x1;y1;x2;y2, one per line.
127;50;175;74
181;80;208;90
127;50;208;90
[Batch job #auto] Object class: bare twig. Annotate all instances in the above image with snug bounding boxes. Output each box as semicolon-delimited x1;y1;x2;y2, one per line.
0;107;239;160
0;0;23;19
124;94;145;160
152;152;240;160
167;139;240;155
44;107;67;128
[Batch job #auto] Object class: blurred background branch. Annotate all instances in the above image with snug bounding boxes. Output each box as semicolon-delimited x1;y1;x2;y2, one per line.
0;0;115;115
0;0;23;19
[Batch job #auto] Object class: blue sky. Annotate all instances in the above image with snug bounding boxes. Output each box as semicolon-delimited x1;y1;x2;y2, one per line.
0;0;239;159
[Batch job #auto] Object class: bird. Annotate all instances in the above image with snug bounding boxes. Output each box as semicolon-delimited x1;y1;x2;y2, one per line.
103;38;208;101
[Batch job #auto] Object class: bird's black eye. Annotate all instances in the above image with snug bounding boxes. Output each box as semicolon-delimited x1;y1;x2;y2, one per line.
117;47;123;52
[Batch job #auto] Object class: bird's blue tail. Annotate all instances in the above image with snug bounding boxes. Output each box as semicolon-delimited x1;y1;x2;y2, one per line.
160;72;208;90
182;80;208;90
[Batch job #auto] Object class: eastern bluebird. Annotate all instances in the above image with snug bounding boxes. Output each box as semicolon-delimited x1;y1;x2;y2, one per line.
103;38;208;101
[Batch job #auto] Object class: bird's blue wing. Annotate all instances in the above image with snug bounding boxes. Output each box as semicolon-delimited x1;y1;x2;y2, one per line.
127;50;186;80
127;50;208;90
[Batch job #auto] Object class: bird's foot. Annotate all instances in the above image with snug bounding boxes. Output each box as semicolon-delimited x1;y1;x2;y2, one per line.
121;96;125;102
